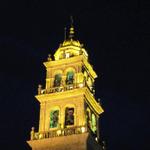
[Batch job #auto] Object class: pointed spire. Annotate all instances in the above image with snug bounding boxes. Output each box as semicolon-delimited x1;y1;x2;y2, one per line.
64;27;67;40
69;16;75;39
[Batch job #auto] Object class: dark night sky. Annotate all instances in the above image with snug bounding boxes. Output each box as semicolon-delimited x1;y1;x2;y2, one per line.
0;0;150;150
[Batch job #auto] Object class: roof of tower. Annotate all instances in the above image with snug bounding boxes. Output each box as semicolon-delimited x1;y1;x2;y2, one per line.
54;18;88;60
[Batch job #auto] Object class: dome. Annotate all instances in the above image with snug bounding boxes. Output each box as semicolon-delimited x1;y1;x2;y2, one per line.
62;39;81;47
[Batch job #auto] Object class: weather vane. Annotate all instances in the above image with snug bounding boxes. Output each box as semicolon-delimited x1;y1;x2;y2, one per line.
69;15;75;39
70;15;74;27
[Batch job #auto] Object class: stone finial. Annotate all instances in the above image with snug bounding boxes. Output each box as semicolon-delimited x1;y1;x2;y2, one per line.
47;54;52;61
38;84;42;95
30;127;35;140
92;89;95;95
97;98;102;105
102;141;106;150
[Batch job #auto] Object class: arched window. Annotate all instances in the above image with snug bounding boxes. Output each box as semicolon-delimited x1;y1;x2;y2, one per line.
54;74;62;87
66;71;74;85
65;107;74;126
91;113;97;133
86;108;92;129
50;110;59;128
86;108;97;133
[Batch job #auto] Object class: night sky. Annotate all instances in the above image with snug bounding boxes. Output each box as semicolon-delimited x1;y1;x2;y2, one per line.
0;0;149;150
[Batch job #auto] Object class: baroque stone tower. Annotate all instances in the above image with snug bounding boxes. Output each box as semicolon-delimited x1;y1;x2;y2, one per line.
27;21;104;150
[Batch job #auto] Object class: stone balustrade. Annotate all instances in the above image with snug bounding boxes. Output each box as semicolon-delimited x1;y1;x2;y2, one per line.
30;126;87;140
38;82;85;95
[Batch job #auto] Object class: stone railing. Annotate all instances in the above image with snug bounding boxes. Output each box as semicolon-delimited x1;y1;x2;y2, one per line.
30;126;87;140
38;82;85;95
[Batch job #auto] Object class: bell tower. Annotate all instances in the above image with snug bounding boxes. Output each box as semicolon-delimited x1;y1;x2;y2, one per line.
27;20;104;150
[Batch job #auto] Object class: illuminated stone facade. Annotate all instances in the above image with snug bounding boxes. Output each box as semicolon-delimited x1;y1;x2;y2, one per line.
27;23;104;150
